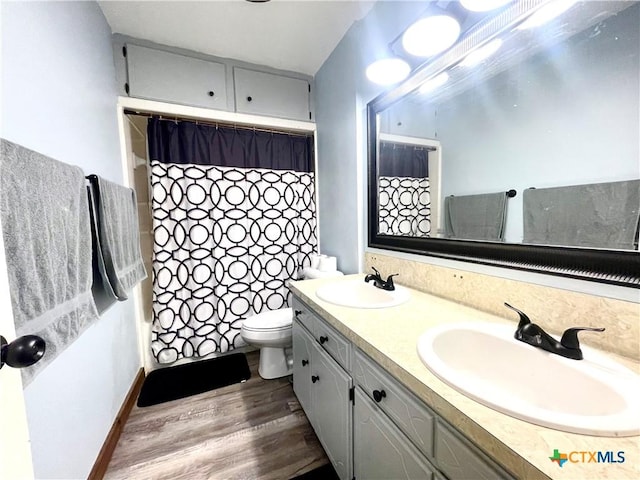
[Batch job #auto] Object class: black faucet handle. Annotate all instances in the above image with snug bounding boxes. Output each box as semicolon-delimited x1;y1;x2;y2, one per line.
504;302;531;329
560;327;605;350
385;273;398;285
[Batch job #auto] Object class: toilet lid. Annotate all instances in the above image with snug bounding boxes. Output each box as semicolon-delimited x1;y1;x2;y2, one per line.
242;308;293;331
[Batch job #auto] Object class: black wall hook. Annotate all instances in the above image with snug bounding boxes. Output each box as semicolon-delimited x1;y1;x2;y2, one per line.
0;334;46;370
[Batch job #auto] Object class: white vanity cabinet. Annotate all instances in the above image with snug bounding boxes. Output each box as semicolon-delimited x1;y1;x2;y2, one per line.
291;293;514;480
292;304;353;480
125;44;228;110
353;348;512;480
292;320;314;420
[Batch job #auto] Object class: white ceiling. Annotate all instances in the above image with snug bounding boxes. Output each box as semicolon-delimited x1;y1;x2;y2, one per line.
98;0;376;76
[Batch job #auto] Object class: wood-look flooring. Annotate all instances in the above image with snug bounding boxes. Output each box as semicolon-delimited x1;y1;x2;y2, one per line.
105;352;329;480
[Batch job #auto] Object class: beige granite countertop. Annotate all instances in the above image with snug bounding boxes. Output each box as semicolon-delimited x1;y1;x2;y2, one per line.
290;274;640;480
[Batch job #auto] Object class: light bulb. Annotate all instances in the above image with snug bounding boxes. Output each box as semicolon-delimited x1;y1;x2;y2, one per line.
517;0;577;30
419;72;449;94
460;39;503;67
402;15;461;57
366;58;411;86
460;0;512;12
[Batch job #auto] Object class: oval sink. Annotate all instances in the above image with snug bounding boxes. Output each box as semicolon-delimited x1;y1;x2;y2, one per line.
315;279;410;309
417;322;640;436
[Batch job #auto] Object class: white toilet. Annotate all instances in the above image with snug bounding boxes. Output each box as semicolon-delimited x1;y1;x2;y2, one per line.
241;308;294;379
240;266;343;379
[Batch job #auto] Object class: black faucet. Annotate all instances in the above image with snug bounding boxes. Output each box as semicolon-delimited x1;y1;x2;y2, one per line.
504;303;605;360
364;267;398;291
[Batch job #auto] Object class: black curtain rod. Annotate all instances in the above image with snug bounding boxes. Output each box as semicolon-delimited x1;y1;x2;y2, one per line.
123;109;314;138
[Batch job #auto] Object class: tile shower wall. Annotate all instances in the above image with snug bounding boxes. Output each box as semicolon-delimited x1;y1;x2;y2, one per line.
365;252;639;361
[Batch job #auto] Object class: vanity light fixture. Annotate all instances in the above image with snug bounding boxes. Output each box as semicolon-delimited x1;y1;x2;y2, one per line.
366;58;411;86
402;15;461;57
459;38;503;67
460;0;512;12
516;0;577;30
419;72;449;94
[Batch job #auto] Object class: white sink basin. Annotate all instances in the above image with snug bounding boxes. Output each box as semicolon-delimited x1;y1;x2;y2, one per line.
315;279;410;309
417;322;640;437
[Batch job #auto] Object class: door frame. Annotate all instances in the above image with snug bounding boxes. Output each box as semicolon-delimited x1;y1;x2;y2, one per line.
0;214;35;479
115;97;318;373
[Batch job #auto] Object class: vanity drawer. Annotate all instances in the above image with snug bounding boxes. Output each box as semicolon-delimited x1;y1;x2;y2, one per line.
314;316;351;371
292;296;351;370
353;349;434;459
435;420;513;480
292;297;316;334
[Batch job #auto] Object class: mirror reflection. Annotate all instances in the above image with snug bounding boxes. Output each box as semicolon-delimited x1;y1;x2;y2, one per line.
375;1;639;250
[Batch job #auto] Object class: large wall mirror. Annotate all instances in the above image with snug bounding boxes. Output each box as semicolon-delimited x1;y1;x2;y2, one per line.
367;0;639;287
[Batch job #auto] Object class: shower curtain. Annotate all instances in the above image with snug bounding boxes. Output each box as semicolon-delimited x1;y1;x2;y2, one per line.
147;118;317;364
378;142;431;237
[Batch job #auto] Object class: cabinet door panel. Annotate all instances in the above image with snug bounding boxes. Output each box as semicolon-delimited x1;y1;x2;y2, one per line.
292;320;314;421
311;343;352;480
353;349;434;458
354;388;435;480
435;421;513;480
127;44;227;109
234;67;310;121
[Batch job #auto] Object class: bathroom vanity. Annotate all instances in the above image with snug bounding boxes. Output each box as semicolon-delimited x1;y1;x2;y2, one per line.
290;275;640;480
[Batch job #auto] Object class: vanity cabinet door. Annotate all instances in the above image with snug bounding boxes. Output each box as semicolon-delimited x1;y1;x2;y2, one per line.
435;420;514;480
354;388;436;480
126;44;228;110
311;342;352;480
234;67;311;121
292;320;314;422
353;349;435;459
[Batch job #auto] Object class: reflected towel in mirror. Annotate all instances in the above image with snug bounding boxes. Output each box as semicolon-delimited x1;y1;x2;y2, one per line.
444;192;508;241
523;180;640;249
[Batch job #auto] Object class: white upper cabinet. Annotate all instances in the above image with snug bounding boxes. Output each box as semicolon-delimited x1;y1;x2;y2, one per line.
126;44;228;110
120;39;314;122
234;67;311;121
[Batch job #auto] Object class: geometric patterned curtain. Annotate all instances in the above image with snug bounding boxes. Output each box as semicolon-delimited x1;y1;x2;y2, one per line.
379;177;431;237
378;141;431;237
147;119;317;364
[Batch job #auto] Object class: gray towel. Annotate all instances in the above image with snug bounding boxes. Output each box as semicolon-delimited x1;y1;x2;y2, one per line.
89;175;147;300
0;139;98;386
87;183;119;313
444;192;508;241
523;180;640;249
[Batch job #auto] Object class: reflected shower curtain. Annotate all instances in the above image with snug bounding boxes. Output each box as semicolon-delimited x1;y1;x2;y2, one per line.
378;142;431;237
148;118;317;364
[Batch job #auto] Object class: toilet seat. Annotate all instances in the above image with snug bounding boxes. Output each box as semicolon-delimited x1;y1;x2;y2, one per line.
238;267;343;380
242;308;292;332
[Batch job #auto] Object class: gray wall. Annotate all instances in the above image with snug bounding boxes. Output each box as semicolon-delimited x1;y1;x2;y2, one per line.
314;1;429;273
1;2;140;478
